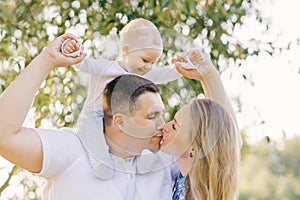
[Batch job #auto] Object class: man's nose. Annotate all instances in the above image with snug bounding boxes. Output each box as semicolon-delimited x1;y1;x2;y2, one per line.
156;115;165;130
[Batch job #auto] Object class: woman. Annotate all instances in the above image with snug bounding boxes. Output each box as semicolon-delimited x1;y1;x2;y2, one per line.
161;50;241;200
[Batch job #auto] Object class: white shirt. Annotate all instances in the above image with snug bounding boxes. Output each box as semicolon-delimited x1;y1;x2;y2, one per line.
35;128;178;200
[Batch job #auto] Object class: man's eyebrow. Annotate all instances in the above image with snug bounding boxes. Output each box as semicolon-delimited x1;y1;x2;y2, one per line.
148;111;161;115
148;108;165;115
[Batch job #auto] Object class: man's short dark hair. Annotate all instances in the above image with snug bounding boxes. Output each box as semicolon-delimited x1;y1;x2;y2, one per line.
102;74;160;126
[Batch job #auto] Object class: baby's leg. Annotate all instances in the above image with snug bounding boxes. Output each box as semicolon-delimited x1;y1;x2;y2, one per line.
76;75;114;179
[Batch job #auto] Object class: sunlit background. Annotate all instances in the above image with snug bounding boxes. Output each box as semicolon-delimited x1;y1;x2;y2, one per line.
228;0;300;144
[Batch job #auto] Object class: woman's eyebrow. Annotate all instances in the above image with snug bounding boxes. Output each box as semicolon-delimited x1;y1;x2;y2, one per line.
174;117;180;127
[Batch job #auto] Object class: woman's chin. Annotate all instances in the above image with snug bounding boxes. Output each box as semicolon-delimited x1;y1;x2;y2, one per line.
160;142;173;155
159;138;167;149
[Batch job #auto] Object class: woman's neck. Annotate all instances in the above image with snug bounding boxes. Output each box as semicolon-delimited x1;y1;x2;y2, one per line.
176;153;194;176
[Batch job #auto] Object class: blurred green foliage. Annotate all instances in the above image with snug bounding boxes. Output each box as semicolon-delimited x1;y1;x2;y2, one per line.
239;137;300;200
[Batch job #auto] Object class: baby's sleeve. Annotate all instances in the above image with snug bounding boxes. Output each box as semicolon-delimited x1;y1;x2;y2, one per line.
75;58;112;75
143;65;182;84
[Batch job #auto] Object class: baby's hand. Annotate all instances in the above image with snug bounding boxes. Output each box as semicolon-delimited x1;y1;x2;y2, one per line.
64;39;79;54
173;50;218;81
189;50;215;72
61;38;83;57
188;50;205;65
171;53;196;70
189;49;218;80
41;34;85;70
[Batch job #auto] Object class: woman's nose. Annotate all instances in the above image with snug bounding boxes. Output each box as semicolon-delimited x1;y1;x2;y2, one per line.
162;123;170;133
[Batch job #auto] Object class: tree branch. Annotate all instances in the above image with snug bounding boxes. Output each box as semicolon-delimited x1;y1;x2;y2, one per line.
0;165;18;194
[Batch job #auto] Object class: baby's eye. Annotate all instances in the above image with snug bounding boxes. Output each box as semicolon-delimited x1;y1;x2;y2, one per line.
142;58;149;63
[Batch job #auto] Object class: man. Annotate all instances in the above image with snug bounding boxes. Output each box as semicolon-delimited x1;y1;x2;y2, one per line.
0;34;177;200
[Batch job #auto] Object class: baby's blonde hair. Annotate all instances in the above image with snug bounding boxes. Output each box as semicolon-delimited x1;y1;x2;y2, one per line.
119;18;162;49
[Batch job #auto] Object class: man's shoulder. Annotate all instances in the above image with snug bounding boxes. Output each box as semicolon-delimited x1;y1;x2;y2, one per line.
34;128;87;178
34;127;77;135
34;128;82;148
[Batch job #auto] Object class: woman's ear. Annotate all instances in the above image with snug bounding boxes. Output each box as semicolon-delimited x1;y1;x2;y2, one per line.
113;113;124;130
188;146;195;158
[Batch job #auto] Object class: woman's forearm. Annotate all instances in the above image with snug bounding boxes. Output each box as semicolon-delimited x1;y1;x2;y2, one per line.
200;71;242;147
201;70;235;120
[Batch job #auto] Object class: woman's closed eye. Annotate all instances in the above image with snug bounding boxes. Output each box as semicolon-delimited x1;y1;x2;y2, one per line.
172;123;177;130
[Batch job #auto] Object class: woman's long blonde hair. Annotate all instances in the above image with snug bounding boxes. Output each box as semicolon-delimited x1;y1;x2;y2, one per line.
185;99;240;200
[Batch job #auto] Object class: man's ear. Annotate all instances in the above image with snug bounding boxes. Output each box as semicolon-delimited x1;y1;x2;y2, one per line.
113;113;124;130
